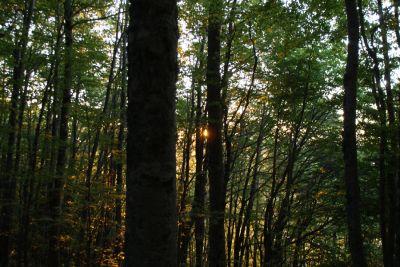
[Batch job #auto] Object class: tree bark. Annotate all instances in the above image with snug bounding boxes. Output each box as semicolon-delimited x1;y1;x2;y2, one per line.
125;0;178;266
48;0;73;265
343;1;367;266
206;0;226;266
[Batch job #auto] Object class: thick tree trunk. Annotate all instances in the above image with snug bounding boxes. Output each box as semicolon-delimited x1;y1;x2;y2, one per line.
343;1;367;266
206;0;226;266
125;0;178;266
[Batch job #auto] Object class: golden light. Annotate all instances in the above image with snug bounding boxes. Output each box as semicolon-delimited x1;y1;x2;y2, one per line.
203;128;209;138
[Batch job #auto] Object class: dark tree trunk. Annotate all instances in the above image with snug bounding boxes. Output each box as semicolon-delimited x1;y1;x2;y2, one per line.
125;0;178;266
15;68;32;172
48;0;73;265
395;1;400;49
193;40;206;267
177;137;193;267
343;1;367;266
115;9;128;236
263;126;280;267
70;82;80;166
48;3;63;180
16;68;32;267
206;0;226;266
177;88;195;267
193;123;205;267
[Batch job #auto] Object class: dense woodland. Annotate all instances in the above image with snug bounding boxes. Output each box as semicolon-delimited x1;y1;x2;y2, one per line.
1;0;400;266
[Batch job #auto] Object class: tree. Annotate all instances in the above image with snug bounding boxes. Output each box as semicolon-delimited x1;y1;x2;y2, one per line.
125;0;178;266
48;0;73;265
0;0;396;265
206;0;227;266
343;0;367;266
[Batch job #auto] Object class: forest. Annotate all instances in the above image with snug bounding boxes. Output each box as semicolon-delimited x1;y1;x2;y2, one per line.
1;0;400;266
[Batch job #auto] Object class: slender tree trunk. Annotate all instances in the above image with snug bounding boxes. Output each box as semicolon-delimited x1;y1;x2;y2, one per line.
16;68;32;267
48;0;73;265
192;39;206;267
70;81;81;167
263;126;280;267
125;0;178;266
48;3;63;180
177;89;195;266
343;1;367;266
227;179;236;266
221;0;237;202
177;139;193;267
15;68;32;172
395;1;400;49
115;8;128;237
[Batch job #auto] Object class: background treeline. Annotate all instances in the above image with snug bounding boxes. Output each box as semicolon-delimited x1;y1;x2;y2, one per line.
0;0;399;266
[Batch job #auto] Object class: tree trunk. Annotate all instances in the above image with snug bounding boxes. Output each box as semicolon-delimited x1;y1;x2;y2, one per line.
16;68;32;267
206;0;226;266
263;126;280;267
193;39;206;267
343;1;367;266
177;90;195;267
125;0;178;266
115;6;128;237
48;0;73;265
